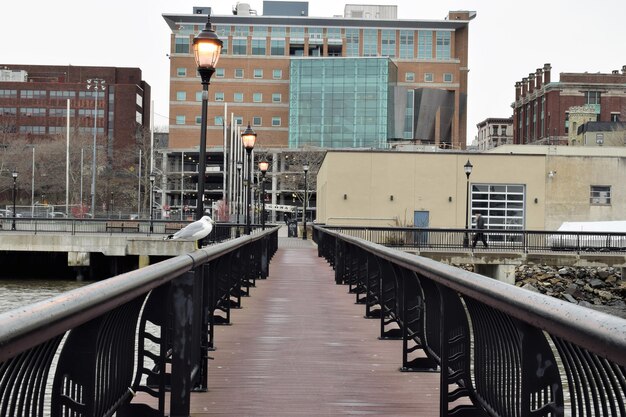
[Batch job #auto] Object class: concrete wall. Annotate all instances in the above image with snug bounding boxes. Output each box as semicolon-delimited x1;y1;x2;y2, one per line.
317;146;626;230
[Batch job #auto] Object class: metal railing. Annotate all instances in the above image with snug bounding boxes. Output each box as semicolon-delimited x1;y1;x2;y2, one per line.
320;225;626;254
0;227;278;417
314;226;626;417
0;218;271;239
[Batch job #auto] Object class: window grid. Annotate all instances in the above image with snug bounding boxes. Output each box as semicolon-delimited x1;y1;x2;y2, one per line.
471;184;526;237
590;185;611;205
417;31;432;59
435;31;451;60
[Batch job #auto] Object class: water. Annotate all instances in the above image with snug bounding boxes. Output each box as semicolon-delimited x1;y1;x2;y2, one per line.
0;278;90;314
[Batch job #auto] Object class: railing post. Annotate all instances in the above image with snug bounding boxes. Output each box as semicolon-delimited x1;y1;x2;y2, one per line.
170;270;196;417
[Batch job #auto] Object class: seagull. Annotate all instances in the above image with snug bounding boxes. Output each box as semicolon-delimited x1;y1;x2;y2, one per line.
164;216;215;245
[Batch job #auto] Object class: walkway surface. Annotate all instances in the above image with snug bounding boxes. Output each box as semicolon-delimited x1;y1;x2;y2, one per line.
186;236;439;416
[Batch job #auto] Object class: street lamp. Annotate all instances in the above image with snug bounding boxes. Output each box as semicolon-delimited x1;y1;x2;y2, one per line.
242;124;257;235
193;13;223;221
463;159;473;248
302;163;309;240
258;159;269;230
236;160;243;237
86;78;105;218
11;169;17;231
149;172;155;233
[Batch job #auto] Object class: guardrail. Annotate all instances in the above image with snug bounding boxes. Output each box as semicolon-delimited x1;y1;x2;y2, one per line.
320;225;626;254
314;225;626;416
0;227;278;416
0;218;271;240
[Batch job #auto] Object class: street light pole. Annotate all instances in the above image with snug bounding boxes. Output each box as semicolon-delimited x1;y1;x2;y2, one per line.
302;163;309;240
236;160;242;237
193;13;223;221
242;124;257;235
86;78;105;218
149;172;155;233
11;169;18;231
463;159;473;248
258;159;269;230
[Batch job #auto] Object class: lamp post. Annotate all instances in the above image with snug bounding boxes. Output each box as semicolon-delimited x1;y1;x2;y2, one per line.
258;159;269;230
11;169;17;231
236;160;243;237
86;78;105;218
463;159;473;248
242;124;257;234
302;163;309;240
193;13;223;221
149;172;155;233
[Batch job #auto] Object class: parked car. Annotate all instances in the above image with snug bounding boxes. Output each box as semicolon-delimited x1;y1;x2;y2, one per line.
48;212;68;218
0;209;22;217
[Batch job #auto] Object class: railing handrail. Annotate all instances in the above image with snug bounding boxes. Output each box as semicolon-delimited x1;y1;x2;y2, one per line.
0;226;279;363
317;226;626;367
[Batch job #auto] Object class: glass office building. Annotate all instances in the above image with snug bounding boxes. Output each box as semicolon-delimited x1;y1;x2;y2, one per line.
289;58;397;148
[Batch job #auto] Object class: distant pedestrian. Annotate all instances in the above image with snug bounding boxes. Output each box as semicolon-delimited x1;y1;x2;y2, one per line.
472;212;488;248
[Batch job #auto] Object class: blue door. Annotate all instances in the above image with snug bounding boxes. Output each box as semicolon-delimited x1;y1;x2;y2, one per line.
414;211;429;246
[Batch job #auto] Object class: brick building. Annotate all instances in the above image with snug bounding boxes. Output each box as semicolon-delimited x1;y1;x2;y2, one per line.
0;64;151;156
476;117;513;150
512;64;626;145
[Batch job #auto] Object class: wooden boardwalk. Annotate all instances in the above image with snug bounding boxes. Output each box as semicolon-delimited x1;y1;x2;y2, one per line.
186;238;439;416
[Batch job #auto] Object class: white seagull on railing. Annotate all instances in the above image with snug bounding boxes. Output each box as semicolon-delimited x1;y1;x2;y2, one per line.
164;216;215;242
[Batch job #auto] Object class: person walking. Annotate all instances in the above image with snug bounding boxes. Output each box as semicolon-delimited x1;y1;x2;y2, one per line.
472;212;488;248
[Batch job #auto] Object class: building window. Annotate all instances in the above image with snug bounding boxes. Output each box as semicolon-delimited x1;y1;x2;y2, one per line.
381;30;396;57
215;116;224;126
234;92;244;102
175;115;185;125
216;25;230;37
417;31;432;59
253;93;263;103
0;89;17;98
272;93;282;103
584;91;601;105
176;91;186;101
251;39;266;55
234;116;243;125
443;73;453;82
271;27;286;37
399;30;414;59
195;116;202;125
220;39;229;55
435;31;451;60
363;29;377;56
424;73;434;82
175;37;190;53
233;25;249;37
590;185;611;205
405;72;415;82
177;67;187;77
215;92;224;102
273;69;283;79
216;68;225;78
610;113;620;122
234;68;244;78
252;26;268;37
20;90;47;99
270;40;285;56
564;112;569;134
345;29;360;57
253;116;262;126
232;39;247;55
196;92;203;102
254;69;263;79
272;117;281;126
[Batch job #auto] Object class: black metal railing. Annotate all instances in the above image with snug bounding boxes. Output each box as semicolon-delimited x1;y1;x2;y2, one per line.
314;226;626;417
0;218;271;239
319;225;626;254
0;227;278;417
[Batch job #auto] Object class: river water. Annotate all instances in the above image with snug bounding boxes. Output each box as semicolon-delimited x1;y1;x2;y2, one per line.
0;278;90;314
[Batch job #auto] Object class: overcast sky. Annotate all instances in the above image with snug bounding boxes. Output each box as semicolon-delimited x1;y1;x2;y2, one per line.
3;0;625;143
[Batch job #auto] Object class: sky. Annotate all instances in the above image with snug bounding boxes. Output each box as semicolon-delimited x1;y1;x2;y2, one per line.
2;0;625;144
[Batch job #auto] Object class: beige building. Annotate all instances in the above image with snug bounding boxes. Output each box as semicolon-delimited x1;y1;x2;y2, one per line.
316;145;626;231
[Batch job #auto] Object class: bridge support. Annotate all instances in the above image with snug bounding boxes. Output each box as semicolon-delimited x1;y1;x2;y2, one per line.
475;264;516;284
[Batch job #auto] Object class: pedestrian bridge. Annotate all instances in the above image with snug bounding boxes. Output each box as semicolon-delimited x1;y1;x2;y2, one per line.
1;226;624;416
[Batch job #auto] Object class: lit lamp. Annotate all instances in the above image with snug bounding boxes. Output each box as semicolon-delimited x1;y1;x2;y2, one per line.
302;163;309;240
192;12;223;220
149;172;155;233
463;159;473;248
11;169;18;231
258;159;269;230
242;124;257;234
236;160;243;237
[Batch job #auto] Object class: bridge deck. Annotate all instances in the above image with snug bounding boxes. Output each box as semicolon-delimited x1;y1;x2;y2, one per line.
186;237;439;416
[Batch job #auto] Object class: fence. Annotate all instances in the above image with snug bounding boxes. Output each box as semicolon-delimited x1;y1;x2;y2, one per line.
314;225;626;416
0;227;278;416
